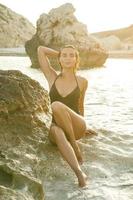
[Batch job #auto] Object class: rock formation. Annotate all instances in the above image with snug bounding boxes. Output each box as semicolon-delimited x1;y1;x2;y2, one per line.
0;70;52;199
25;3;108;69
0;4;35;47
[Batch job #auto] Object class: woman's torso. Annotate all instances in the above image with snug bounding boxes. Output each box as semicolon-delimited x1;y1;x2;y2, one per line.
49;74;80;114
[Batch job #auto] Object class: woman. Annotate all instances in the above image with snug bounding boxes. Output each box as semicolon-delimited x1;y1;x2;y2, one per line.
37;45;88;187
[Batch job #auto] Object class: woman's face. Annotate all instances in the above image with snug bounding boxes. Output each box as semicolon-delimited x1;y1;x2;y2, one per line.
59;48;77;69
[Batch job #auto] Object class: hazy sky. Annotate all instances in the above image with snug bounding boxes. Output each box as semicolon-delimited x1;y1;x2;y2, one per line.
0;0;132;33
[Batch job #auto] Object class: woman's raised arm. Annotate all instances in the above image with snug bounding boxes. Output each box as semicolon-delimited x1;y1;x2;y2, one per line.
37;46;59;87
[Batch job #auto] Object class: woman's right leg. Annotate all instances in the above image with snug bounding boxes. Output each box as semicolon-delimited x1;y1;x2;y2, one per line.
51;102;86;164
49;124;87;187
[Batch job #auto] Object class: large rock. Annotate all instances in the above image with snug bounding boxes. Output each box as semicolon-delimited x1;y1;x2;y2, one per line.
25;3;108;69
0;70;53;199
0;4;35;47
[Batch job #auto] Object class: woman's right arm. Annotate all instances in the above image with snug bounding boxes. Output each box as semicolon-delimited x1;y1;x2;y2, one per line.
37;46;59;87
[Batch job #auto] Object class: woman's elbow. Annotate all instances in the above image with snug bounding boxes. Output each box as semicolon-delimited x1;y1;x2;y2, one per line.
37;46;46;59
37;46;43;54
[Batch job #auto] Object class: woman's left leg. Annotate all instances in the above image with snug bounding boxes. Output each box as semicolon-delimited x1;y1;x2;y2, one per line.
51;101;87;164
49;124;87;187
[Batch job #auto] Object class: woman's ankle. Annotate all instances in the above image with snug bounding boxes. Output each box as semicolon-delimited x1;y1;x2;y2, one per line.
74;169;88;187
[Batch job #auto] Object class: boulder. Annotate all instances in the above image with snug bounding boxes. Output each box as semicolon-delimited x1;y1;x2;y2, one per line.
0;4;35;47
0;70;53;199
25;3;108;69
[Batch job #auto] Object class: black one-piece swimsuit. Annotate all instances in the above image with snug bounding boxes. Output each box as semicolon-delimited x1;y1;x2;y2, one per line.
49;74;81;122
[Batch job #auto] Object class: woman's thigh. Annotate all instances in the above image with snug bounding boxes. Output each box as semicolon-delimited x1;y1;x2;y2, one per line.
67;108;86;140
52;102;87;140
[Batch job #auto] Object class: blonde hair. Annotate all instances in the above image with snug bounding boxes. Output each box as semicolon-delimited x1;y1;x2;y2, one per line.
58;45;80;72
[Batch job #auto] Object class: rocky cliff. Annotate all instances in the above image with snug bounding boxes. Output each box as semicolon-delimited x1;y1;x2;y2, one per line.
0;4;35;47
25;3;108;69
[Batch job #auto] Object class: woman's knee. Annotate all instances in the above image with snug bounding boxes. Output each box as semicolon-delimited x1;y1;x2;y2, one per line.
49;125;65;141
51;101;65;114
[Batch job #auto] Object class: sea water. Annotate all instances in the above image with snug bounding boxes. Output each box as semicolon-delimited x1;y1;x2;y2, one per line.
0;56;133;200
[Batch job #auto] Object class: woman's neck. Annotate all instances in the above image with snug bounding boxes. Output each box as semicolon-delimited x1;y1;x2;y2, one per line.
61;68;75;78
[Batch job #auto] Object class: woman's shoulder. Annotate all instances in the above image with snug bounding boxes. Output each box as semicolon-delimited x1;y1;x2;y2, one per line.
76;75;88;84
76;75;88;91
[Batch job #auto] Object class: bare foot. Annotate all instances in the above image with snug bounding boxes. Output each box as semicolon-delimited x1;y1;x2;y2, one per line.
76;170;88;187
85;128;97;136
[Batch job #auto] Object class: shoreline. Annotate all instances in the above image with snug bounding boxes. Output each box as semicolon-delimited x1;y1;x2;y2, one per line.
0;48;133;59
108;50;133;59
0;47;27;57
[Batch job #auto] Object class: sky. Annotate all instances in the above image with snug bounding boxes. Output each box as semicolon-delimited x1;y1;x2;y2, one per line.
0;0;133;33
